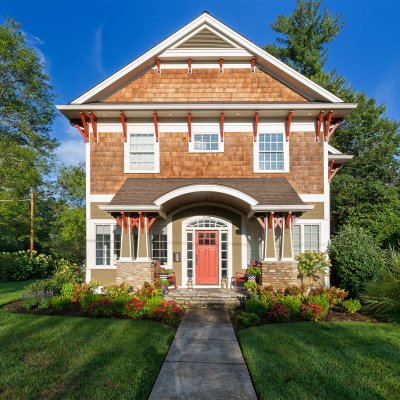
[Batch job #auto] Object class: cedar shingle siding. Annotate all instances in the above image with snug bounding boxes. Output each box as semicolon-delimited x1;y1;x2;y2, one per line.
90;131;323;194
104;68;307;103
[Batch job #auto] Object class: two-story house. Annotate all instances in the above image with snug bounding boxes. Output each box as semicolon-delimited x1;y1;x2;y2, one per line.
57;12;355;290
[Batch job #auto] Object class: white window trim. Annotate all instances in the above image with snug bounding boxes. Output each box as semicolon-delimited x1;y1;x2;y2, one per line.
188;123;224;153
124;123;160;173
94;222;119;268
292;222;322;254
253;122;289;173
182;215;232;288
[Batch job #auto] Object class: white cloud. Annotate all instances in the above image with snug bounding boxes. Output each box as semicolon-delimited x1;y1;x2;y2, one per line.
22;30;52;71
56;138;86;166
93;26;106;76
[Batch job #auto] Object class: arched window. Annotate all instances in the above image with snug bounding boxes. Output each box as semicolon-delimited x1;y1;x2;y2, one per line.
186;218;228;228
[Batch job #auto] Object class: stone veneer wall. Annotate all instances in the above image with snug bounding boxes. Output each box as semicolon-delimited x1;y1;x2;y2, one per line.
116;261;153;289
261;261;298;290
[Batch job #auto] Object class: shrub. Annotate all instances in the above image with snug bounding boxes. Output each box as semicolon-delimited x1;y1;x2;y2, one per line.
267;303;290;323
85;299;114;318
245;298;269;316
61;283;75;297
234;312;260;328
21;290;54;310
247;267;261;276
277;295;302;318
306;295;329;315
133;282;161;300
50;295;73;310
149;300;184;325
308;287;348;306
329;225;385;297
124;297;148;319
244;281;257;295
284;285;306;296
295;251;331;288
111;298;129;315
362;247;400;315
104;283;131;299
70;281;101;303
342;299;362;314
301;303;325;321
52;259;84;284
80;293;103;309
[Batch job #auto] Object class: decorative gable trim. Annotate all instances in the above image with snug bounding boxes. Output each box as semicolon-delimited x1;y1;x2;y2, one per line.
70;12;344;105
175;27;236;49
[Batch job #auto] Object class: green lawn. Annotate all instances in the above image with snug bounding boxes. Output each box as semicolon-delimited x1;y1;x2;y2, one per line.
0;310;174;399
0;280;39;306
238;322;400;400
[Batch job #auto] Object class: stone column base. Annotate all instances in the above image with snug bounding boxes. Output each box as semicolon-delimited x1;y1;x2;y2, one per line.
261;261;298;290
116;261;153;289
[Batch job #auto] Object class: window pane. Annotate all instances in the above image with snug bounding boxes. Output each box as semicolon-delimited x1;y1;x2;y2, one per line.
193;133;220;151
129;133;155;171
292;225;301;256
258;133;284;171
96;225;111;266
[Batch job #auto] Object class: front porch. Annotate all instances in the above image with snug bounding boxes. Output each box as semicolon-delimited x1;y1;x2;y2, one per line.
165;288;247;309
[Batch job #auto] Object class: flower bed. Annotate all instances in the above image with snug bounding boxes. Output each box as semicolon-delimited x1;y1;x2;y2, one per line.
18;281;184;326
233;284;368;329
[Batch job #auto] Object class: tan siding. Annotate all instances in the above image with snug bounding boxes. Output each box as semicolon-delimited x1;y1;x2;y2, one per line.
171;205;243;286
91;269;117;285
90;203;113;219
90;131;324;195
300;202;324;219
104;68;307;103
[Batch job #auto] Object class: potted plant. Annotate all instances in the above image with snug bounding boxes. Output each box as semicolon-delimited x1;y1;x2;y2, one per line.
159;279;170;295
246;267;261;283
159;268;172;280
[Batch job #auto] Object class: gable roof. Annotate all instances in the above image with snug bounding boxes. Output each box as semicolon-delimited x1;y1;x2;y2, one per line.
71;12;344;105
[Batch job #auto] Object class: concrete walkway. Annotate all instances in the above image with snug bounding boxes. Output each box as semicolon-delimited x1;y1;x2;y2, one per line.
149;309;257;400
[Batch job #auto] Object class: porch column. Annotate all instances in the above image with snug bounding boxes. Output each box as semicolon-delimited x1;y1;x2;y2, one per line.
120;215;131;260
282;212;293;260
136;212;150;260
264;213;276;260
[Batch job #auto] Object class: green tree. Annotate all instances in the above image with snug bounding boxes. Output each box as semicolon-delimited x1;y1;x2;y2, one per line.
50;164;86;263
0;18;57;251
265;0;400;247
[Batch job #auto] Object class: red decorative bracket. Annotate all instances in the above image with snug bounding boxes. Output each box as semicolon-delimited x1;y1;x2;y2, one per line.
187;112;192;142
327;120;341;141
130;217;139;233
253;111;259;142
139;212;144;233
325;111;333;141
251;56;255;73
147;217;157;231
156;58;161;74
256;217;266;230
153;112;159;142
121;212;128;233
274;217;283;229
120;112;127;142
74;124;88;143
328;159;342;182
187;58;192;74
316;111;324;142
268;212;274;231
286;110;293;141
89;112;97;142
114;216;122;229
219;57;223;73
285;212;292;230
220;111;224;142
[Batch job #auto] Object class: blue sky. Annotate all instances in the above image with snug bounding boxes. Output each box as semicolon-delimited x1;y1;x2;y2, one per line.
1;0;399;165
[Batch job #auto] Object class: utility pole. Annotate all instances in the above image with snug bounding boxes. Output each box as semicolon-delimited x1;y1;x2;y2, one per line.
30;187;34;258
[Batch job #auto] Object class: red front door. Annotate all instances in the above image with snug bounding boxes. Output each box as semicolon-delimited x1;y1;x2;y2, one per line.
195;230;219;285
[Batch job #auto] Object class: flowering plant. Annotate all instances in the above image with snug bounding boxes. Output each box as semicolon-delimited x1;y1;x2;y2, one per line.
85;299;114;318
133;283;161;300
300;303;325;321
267;303;289;323
150;300;184;325
124;297;147;319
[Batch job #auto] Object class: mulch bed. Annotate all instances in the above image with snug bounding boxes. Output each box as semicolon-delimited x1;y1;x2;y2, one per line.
4;301;85;318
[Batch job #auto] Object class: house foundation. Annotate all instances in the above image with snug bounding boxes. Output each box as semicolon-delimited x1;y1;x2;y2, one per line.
116;261;153;288
261;261;298;290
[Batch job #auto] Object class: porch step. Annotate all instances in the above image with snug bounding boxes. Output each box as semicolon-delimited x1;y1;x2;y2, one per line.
165;289;247;309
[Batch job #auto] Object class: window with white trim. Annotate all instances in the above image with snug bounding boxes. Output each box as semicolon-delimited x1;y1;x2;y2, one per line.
292;224;320;256
193;133;219;151
246;220;264;262
129;133;155;171
113;225;121;264
151;221;167;263
96;225;111;266
258;133;284;171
